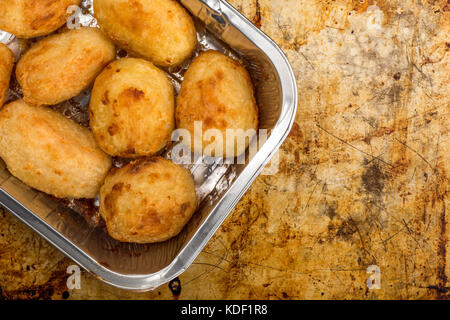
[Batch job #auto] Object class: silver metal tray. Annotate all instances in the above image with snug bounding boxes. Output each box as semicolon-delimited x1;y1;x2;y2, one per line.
0;0;297;290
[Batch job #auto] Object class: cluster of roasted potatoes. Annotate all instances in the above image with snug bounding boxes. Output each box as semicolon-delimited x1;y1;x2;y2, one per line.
0;0;258;243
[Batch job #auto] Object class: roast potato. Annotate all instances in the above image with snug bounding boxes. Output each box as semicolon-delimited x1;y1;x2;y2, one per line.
99;157;198;243
0;99;112;199
175;50;258;158
16;27;116;106
0;43;14;107
89;58;175;158
0;0;81;38
94;0;197;67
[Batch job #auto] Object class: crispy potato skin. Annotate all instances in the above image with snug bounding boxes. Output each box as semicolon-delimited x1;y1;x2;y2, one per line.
0;44;14;107
94;0;197;67
89;58;175;158
16;27;116;106
175;50;259;158
0;100;112;198
0;0;80;38
99;157;198;243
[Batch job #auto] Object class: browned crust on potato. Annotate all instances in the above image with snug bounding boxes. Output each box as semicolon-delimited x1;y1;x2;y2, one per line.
16;27;116;106
0;0;81;38
94;0;197;67
0;44;14;107
89;58;175;158
175;50;259;158
99;157;198;243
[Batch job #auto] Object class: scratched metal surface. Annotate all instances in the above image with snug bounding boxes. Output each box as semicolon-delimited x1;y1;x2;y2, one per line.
0;0;448;300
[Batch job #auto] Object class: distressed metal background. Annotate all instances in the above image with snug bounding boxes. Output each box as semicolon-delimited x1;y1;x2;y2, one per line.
0;0;448;299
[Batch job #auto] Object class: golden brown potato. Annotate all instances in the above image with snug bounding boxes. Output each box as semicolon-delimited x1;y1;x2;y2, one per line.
99;157;198;243
16;27;116;106
89;58;175;158
94;0;197;67
175;50;258;158
0;0;80;38
0;99;112;199
0;44;14;107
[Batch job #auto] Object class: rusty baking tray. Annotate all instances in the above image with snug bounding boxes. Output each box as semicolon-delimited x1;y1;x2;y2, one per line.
0;0;297;290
